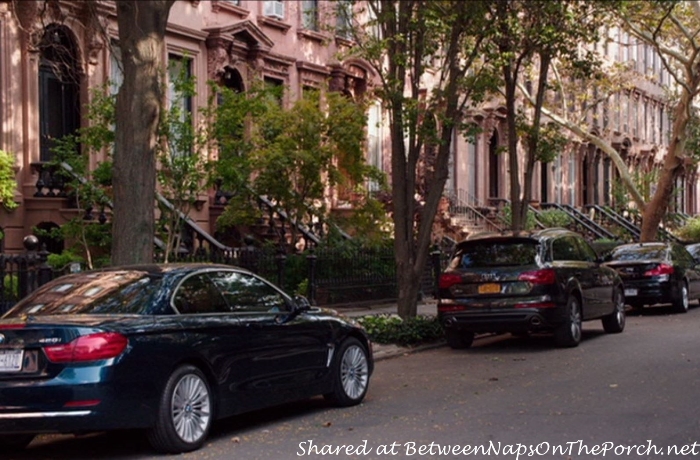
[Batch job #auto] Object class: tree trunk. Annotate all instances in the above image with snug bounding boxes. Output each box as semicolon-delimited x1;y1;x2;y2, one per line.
640;83;694;241
112;0;174;265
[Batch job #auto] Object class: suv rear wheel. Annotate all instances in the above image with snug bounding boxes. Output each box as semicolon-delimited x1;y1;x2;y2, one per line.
554;295;582;347
602;287;625;333
445;330;475;349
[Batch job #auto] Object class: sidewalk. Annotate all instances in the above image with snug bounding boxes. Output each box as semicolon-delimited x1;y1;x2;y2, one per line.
330;299;444;361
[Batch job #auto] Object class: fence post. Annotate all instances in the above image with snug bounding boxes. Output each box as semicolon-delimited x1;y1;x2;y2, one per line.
21;235;40;298
37;244;53;287
306;250;317;306
431;245;442;299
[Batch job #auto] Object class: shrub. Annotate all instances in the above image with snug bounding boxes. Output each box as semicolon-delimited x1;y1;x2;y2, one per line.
356;314;444;347
537;209;572;228
676;217;700;243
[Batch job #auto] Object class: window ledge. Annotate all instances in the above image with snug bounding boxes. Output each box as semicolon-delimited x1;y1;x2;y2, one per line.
212;1;250;17
258;16;291;34
334;35;354;47
297;29;328;44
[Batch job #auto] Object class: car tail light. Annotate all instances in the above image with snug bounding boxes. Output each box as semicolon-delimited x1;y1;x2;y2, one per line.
44;332;128;363
644;264;674;277
439;273;462;289
518;269;556;285
0;324;26;329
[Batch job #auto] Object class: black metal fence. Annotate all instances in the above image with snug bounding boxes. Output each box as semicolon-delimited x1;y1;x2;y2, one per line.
0;249;65;315
0;244;449;315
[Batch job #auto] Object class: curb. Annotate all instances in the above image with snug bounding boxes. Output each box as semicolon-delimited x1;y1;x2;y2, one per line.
372;340;446;361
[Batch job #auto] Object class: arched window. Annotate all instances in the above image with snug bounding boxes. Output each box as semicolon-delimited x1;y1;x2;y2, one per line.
39;25;81;162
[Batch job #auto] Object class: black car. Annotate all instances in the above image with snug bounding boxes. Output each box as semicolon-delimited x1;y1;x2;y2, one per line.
0;264;373;454
603;242;700;313
437;228;626;349
685;242;700;264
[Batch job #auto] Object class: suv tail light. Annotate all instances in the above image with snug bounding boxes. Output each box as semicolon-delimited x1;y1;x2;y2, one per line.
439;273;462;289
518;269;556;285
44;332;128;363
644;264;674;277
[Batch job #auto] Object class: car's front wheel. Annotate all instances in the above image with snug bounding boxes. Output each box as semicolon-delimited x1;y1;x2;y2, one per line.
0;434;34;452
602;287;626;333
148;365;213;454
554;295;582;347
672;281;689;313
445;329;475;349
324;337;370;407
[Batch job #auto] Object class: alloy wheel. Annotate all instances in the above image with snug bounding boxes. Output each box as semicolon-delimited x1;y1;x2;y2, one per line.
340;344;369;401
170;373;211;444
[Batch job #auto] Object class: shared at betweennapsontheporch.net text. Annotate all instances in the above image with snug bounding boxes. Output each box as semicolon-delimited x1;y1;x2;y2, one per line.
297;439;700;458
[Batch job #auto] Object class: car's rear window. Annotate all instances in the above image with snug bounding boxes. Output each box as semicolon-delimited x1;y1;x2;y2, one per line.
608;246;667;261
450;240;539;268
2;271;164;317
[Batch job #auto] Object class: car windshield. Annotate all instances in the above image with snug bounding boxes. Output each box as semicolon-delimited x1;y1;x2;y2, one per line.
608;246;667;262
451;240;539;268
2;270;164;317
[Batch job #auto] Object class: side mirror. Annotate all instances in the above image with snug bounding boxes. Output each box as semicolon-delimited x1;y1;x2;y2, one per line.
293;295;311;312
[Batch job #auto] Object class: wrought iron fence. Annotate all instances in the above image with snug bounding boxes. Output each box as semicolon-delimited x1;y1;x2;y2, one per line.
1;242;447;313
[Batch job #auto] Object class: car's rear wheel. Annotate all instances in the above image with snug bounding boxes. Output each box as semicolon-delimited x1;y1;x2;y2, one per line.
324;337;370;407
445;330;475;349
148;365;213;454
672;281;689;313
0;434;34;451
554;295;582;347
602;287;626;333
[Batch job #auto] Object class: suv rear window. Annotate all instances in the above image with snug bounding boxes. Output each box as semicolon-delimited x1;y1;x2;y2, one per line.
450;240;539;269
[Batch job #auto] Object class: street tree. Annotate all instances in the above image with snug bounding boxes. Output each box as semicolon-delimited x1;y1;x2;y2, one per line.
519;1;700;242
484;0;611;231
347;0;495;317
112;0;176;264
211;84;383;248
619;0;700;241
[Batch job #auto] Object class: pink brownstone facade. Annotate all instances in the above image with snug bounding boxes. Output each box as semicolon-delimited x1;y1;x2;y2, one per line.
0;1;696;253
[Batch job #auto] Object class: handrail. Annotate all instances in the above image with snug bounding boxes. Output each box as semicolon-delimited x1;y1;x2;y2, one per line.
446;189;504;232
155;191;232;253
60;161;232;254
585;205;640;240
542;203;616;240
255;194;322;245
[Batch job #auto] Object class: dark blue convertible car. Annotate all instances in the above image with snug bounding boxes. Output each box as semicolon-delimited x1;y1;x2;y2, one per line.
0;264;373;453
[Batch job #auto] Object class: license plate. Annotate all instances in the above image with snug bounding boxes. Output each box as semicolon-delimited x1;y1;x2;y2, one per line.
0;349;23;372
624;288;638;297
478;283;501;294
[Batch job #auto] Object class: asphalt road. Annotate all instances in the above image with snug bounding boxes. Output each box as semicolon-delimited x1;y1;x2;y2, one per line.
10;304;700;460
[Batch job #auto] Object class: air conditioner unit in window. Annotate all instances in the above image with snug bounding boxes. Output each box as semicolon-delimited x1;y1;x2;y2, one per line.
264;1;284;19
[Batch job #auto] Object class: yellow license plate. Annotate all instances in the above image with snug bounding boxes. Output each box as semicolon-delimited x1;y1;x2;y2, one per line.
478;283;500;294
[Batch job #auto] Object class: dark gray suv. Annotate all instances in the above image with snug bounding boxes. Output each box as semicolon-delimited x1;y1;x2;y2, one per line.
437;228;626;349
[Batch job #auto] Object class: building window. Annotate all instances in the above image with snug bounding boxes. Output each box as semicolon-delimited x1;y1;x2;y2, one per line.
39;25;81;162
264;76;284;106
264;0;284;19
367;101;383;192
336;0;353;39
109;42;123;95
301;0;318;31
167;55;193;158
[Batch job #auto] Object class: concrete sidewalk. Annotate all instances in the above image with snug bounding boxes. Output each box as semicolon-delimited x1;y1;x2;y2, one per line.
329;299;444;361
334;299;438;318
